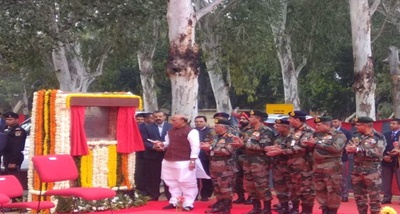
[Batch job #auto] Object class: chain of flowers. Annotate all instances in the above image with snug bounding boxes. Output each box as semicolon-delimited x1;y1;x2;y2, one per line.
108;145;117;187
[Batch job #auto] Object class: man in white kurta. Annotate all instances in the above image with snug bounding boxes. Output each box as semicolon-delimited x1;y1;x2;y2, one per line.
154;114;200;211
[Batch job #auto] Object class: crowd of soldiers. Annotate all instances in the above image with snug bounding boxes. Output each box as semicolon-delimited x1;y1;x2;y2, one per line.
135;110;398;214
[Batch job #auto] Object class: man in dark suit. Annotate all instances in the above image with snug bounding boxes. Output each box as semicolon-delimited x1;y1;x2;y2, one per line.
141;110;172;201
381;118;400;204
332;118;353;202
135;113;153;195
194;115;213;201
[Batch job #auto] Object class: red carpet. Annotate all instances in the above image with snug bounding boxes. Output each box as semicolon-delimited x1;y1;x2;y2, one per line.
92;197;400;214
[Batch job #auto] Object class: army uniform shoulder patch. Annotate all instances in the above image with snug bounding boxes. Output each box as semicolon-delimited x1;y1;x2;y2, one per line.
15;131;22;136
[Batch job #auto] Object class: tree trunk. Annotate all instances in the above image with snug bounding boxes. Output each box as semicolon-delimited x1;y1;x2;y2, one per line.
138;48;158;112
199;10;232;113
349;0;376;119
166;0;224;121
52;42;106;92
269;0;305;110
166;0;199;121
386;46;400;117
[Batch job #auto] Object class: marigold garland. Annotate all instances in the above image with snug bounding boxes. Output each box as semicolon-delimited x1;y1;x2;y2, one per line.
33;90;45;191
49;89;57;155
80;150;93;187
380;206;397;214
28;90;141;206
43;90;50;155
120;154;132;189
108;145;117;187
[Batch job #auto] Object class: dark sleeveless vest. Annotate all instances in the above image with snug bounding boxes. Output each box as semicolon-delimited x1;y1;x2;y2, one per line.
164;125;192;161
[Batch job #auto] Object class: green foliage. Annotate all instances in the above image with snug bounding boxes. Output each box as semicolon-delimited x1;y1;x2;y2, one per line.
55;190;149;213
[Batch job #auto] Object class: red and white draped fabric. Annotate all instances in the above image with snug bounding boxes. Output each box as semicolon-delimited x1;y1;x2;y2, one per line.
70;106;89;156
116;107;144;153
70;106;144;155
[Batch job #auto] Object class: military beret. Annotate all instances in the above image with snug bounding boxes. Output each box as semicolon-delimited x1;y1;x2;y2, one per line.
240;111;250;120
214;119;231;126
288;111;307;118
392;118;400;122
213;112;230;119
275;118;289;125
250;110;268;119
3;112;19;119
314;116;333;123
353;116;374;123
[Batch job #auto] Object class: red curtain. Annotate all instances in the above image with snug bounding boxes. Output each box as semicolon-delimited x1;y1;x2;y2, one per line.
116;107;144;153
70;106;89;156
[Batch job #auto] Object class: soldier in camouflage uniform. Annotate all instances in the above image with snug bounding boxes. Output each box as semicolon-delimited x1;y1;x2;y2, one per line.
286;111;315;214
233;111;252;204
303;116;346;214
345;116;386;214
231;110;275;214
202;119;237;214
205;112;240;209
265;118;292;214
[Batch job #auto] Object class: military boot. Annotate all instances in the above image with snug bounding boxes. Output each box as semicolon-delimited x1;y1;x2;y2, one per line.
205;200;224;213
246;199;262;214
321;208;328;214
260;200;272;214
328;208;338;214
244;195;253;204
299;204;313;214
233;192;245;204
221;199;232;214
289;201;299;214
278;202;290;214
207;200;222;209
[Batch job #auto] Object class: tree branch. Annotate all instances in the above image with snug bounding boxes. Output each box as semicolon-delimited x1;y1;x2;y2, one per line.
372;15;388;44
370;0;382;16
295;55;307;77
196;0;224;21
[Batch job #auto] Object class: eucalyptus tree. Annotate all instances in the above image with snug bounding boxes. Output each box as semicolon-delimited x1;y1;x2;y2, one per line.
166;0;225;121
196;0;233;113
0;1;151;93
348;0;381;119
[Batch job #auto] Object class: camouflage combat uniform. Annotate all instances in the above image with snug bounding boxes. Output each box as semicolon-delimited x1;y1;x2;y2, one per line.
283;123;315;213
350;131;386;214
242;124;275;213
234;124;252;202
208;132;236;213
313;129;346;214
271;132;292;213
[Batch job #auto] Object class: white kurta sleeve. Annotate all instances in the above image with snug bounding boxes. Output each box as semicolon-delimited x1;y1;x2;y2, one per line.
187;129;200;159
163;133;170;148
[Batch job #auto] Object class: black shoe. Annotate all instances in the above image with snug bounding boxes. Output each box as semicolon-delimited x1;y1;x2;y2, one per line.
183;206;194;211
272;203;281;210
244;196;252;205
341;197;348;202
201;197;209;201
381;200;391;204
233;196;245;204
163;203;176;209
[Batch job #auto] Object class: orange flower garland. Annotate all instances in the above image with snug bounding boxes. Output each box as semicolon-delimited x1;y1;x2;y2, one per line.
43;90;50;155
33;90;45;192
49;89;57;155
120;154;132;189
